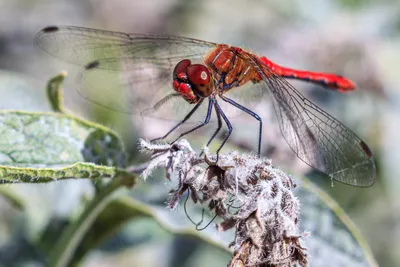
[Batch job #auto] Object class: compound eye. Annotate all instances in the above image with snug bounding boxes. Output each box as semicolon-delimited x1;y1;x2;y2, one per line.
173;59;191;77
187;64;211;86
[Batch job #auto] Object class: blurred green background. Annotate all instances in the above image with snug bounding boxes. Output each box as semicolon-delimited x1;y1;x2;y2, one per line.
0;0;398;266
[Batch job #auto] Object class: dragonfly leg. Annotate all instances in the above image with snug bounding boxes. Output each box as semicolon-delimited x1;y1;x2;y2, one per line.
151;99;204;143
199;107;223;157
170;97;214;144
220;95;262;157
214;100;233;159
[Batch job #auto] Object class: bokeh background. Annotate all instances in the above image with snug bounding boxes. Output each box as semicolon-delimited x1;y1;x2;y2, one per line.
0;0;399;266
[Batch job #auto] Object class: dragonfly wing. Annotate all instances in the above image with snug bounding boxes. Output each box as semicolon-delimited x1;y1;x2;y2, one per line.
253;58;375;186
36;26;217;122
35;26;216;69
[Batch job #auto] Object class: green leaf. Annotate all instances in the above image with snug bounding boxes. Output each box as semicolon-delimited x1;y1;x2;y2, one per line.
0;111;129;183
298;178;378;267
0;162;132;184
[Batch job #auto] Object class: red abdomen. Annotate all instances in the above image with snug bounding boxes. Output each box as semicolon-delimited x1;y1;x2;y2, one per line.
259;56;356;92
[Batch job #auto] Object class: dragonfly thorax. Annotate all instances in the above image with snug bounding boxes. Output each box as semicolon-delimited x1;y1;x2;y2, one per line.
204;45;261;92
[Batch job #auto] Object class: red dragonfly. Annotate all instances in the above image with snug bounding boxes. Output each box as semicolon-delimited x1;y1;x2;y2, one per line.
35;26;376;187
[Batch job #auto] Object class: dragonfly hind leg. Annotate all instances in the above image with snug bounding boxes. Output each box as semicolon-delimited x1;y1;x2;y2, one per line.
212;100;233;161
220;95;262;157
199;106;223;157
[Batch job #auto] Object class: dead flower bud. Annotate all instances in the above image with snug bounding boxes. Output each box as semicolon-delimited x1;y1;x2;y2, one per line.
138;139;308;266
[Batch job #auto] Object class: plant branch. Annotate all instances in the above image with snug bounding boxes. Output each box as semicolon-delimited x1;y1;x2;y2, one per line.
47;177;131;267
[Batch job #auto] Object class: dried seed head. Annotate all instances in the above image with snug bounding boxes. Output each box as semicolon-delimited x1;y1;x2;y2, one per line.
138;139;308;266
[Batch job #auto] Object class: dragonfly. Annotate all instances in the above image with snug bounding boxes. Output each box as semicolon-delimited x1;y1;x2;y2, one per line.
35;26;376;187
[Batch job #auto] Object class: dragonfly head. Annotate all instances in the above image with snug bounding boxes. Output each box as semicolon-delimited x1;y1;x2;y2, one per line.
173;59;214;103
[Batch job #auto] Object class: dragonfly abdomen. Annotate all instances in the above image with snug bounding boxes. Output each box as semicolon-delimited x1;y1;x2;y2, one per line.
259;56;356;92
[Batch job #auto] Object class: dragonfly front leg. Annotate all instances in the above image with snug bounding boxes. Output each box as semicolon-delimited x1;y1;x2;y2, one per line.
220;95;262;157
151;99;204;143
170;98;214;144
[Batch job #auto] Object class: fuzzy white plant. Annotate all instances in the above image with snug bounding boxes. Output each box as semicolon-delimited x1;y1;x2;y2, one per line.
139;139;308;266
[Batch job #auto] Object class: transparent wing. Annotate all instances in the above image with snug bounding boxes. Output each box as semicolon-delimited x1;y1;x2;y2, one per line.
253;58;375;187
35;26;217;69
35;26;217;120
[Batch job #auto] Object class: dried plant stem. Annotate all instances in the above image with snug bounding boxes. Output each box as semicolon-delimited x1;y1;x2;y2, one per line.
139;139;308;266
